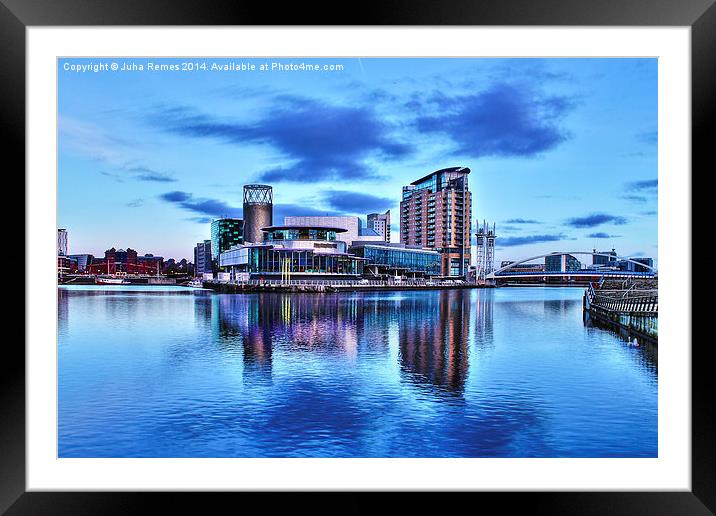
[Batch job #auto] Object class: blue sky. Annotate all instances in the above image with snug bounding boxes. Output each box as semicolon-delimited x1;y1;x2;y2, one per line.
58;57;657;265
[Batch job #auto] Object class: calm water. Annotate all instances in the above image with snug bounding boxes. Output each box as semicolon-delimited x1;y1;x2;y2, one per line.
58;286;657;458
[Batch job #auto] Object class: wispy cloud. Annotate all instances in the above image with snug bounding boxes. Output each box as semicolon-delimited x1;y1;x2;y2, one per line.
497;234;567;247
636;130;657;145
128;166;177;183
504;218;541;224
565;213;627;228
587;232;621;239
619;195;647;203
625;179;657;192
126;198;144;208
159;191;241;218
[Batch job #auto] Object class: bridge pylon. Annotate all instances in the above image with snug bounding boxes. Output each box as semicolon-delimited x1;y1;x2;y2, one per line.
476;220;497;281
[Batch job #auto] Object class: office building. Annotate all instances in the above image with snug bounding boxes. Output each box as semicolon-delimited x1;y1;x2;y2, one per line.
349;242;440;278
211;219;244;261
284;215;385;246
67;253;94;272
137;253;164;275
400;167;472;277
194;240;212;276
593;248;617;265
367;211;391;242
57;228;68;256
545;253;581;272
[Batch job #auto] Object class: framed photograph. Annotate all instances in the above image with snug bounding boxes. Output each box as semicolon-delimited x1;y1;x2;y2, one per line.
6;0;714;512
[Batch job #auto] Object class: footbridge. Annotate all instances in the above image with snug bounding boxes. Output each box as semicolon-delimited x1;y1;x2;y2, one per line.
486;252;656;280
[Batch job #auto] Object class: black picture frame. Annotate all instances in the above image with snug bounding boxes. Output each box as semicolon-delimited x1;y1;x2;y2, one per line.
4;0;714;513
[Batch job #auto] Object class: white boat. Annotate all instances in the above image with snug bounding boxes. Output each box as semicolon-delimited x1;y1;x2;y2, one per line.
95;276;127;285
187;279;204;288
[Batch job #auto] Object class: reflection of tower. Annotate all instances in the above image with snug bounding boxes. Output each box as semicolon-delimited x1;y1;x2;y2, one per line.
243;184;273;244
476;221;497;280
398;290;470;395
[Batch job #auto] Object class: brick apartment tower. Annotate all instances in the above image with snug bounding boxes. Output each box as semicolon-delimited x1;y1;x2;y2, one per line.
400;167;472;277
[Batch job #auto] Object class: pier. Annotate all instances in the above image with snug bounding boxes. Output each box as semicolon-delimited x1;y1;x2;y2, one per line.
583;276;658;342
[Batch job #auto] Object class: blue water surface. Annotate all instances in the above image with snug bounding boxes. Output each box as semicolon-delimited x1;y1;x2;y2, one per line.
58;286;657;458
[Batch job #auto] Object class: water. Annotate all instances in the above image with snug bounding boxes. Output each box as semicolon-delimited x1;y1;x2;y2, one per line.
58;286;657;458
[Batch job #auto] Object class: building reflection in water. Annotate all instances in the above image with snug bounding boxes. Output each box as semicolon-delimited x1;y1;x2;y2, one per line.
209;293;397;382
398;290;471;396
473;289;494;352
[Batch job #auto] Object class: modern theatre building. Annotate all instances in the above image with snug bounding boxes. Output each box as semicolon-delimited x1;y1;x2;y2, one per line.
219;225;365;280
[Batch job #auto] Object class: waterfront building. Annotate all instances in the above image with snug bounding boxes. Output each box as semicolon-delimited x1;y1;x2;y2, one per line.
57;228;68;256
137;253;164;275
367;211;391;242
500;261;544;272
211;218;244;262
284;215;385;246
349;242;440;278
631;257;654;272
593;248;617;265
545;253;581;272
194;240;212;276
400;167;472;277
67;253;94;272
243;184;273;244
219;225;364;280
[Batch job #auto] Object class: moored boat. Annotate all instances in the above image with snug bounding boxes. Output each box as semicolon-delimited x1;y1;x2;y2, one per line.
95;276;127;285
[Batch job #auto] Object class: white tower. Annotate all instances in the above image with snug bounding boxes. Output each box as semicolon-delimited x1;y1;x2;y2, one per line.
475;221;496;280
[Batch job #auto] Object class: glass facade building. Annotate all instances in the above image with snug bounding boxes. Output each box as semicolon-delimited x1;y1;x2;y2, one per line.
211;219;244;261
219;225;364;279
545;254;582;272
350;244;440;277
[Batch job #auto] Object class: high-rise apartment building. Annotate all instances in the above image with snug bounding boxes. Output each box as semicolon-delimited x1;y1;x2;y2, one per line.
194;240;212;276
367;211;391;242
400;167;472;277
57;228;68;256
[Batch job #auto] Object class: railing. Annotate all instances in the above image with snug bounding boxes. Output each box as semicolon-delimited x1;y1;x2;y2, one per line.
494;270;655;277
590;293;658;314
210;278;471;288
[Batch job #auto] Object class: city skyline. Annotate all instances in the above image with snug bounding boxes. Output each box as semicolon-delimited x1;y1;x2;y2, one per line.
58;57;657;264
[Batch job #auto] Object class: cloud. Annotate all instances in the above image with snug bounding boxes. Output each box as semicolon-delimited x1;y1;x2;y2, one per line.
159;191;241;218
564;213;628;228
128;166;177;183
323;190;394;214
150;98;412;183
641;210;657;216
159;191;335;224
619;195;647;203
415;83;574;158
497;234;567;247
504;218;541;224
126;198;144;208
625;179;657;192
587;232;621;239
636;130;658;144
